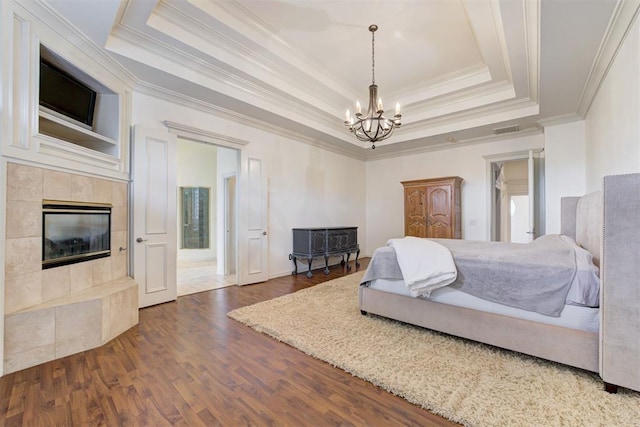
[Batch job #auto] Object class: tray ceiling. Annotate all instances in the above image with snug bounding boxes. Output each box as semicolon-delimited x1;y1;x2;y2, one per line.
46;0;623;158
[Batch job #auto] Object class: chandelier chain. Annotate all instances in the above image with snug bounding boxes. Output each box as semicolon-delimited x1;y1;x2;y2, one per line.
371;29;375;85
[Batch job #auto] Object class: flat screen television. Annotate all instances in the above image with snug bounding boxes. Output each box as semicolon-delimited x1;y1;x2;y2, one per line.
39;59;97;129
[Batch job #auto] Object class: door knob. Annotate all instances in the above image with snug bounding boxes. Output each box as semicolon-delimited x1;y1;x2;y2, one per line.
136;237;148;243
263;231;267;236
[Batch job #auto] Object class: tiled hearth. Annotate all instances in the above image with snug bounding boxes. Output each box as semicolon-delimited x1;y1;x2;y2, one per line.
3;163;138;373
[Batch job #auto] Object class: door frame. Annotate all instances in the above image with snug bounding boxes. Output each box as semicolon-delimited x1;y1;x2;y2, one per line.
484;149;544;241
159;121;268;286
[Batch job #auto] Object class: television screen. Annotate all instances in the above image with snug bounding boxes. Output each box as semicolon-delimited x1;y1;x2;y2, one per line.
39;59;97;128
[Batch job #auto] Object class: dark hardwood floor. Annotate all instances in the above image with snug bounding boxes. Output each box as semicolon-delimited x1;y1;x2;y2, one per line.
0;259;458;426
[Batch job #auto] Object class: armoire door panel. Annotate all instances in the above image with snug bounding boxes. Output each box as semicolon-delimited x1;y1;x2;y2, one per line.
402;177;463;239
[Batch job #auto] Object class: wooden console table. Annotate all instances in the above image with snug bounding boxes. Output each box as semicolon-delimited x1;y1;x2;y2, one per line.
289;227;360;278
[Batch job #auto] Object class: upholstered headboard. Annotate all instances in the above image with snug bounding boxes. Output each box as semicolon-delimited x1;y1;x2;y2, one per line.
561;190;603;266
599;173;640;392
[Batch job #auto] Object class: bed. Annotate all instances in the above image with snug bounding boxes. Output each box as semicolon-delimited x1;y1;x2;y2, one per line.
359;173;640;393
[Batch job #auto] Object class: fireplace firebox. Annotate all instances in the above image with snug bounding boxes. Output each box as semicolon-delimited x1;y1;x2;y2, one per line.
42;201;111;269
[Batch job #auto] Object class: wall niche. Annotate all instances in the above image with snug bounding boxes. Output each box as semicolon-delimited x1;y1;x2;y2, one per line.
38;45;121;158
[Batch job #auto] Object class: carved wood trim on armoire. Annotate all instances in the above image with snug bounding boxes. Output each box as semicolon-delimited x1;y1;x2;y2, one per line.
402;176;463;239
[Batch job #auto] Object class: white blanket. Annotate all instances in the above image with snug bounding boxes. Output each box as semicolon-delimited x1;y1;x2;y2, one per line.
387;237;457;297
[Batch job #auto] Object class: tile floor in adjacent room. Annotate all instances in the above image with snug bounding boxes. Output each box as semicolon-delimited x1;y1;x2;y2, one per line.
177;259;236;296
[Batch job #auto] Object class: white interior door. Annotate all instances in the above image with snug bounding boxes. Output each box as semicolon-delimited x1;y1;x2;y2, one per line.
225;174;237;275
131;125;178;308
237;155;268;285
527;150;536;241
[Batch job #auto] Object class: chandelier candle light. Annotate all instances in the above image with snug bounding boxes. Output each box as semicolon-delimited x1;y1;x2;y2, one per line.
344;24;401;149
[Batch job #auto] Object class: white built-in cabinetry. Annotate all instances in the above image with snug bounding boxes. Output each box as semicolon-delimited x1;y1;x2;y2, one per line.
38;45;121;157
2;1;132;180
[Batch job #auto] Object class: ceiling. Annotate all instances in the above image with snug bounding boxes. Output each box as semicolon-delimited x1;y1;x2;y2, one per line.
46;0;623;159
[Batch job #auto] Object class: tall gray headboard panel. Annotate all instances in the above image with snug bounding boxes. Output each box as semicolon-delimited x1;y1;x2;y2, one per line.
600;173;640;392
561;197;580;240
561;192;603;266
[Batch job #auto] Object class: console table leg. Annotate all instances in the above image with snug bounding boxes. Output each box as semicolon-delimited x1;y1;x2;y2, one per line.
306;258;313;278
340;255;346;266
355;249;361;267
345;252;352;270
324;256;330;275
289;254;298;275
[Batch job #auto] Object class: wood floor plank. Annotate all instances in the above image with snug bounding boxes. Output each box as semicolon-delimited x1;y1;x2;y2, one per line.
0;259;459;426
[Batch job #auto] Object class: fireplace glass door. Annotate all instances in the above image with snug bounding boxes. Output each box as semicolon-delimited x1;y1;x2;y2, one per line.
43;202;111;269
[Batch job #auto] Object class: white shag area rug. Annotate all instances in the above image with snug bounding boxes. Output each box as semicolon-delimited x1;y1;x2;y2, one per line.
227;272;640;427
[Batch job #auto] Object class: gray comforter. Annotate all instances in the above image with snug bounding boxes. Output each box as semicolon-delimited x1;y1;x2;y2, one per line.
361;235;577;317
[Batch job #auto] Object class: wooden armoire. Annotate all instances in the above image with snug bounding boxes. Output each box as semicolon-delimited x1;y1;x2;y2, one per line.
402;176;463;239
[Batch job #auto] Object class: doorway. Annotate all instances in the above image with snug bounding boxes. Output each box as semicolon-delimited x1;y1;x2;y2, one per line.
490;150;545;242
176;137;239;296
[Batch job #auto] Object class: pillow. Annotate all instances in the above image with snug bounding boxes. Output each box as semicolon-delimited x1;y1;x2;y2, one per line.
560;235;600;307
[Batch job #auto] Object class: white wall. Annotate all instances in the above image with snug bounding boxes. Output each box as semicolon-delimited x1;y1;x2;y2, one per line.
585;16;640;191
176;138;217;261
365;134;544;253
132;92;366;278
543;121;586;234
245;134;367;275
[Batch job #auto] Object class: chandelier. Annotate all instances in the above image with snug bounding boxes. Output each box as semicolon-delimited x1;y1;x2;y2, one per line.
344;24;401;149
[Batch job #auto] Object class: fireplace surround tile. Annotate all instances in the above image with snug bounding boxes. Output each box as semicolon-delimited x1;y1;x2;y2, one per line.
112;205;127;232
92;258;113;285
92;178;112;204
111;253;127;280
4;307;56;372
6;201;41;239
5;237;41;277
42;265;71;302
4;162;139;374
55;300;102;358
112;230;127;251
42;169;72;201
5;271;42;313
112;182;127;207
7;163;42;202
70;175;93;203
69;260;94;293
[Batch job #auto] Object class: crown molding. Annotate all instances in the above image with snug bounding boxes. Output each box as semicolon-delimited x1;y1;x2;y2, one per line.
395;64;491;105
18;0;137;89
577;0;640;117
482;146;544;161
135;81;367;161
108;21;355;131
150;0;353;110
162;121;249;148
525;0;540;102
366;126;543;161
537;113;583;128
396;97;539;143
406;80;517;123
